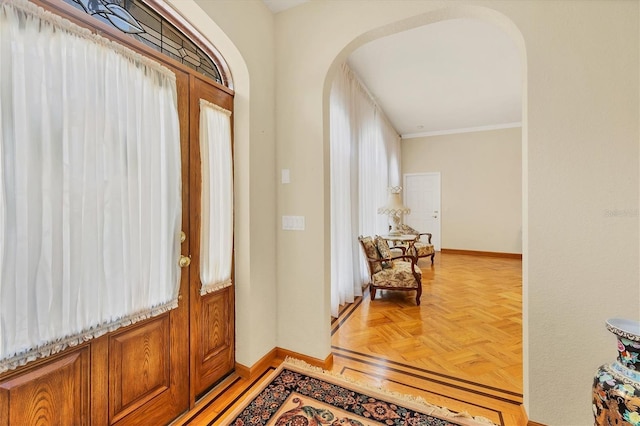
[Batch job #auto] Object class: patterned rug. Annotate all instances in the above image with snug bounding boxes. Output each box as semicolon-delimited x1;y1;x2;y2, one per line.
223;358;495;426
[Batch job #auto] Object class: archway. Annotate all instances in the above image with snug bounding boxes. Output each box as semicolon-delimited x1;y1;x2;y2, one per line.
322;3;529;410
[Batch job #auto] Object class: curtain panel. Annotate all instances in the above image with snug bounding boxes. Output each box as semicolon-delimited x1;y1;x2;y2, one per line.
330;64;360;318
199;99;233;295
0;0;181;372
329;63;401;317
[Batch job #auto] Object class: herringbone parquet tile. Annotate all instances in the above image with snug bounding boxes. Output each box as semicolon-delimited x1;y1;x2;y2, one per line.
331;252;524;425
175;252;525;426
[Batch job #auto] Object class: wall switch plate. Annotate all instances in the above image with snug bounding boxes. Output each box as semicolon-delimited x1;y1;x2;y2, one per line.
281;169;290;184
282;215;305;230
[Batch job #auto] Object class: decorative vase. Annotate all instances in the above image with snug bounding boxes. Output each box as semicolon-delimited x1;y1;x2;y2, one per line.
592;318;640;426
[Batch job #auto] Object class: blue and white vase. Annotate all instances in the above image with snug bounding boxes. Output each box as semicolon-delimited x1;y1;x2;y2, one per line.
592;318;640;426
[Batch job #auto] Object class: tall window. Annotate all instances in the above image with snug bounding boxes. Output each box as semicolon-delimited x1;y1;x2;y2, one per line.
329;63;401;318
64;0;229;87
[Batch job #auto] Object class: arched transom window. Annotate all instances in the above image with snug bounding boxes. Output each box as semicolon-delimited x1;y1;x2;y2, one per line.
64;0;231;87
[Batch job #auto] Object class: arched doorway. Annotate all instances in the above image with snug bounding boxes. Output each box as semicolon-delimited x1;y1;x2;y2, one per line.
323;5;528;416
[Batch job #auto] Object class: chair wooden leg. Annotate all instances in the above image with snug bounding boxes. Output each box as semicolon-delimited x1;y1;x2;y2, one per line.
370;287;376;300
415;286;422;305
430;253;435;265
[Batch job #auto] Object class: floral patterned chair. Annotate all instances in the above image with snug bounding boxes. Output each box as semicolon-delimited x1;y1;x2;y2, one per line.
357;235;422;305
395;224;436;265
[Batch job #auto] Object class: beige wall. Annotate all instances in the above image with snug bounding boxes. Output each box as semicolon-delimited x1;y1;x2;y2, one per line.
168;0;278;367
170;1;639;424
272;2;639;425
402;127;522;254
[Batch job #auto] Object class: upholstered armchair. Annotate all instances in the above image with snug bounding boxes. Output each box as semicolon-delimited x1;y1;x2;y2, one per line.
396;223;436;265
358;235;422;305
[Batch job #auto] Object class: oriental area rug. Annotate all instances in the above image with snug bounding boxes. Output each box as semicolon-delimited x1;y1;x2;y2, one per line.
223;358;496;426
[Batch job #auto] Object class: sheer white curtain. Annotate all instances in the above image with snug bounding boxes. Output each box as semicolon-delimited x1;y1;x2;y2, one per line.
359;107;390;238
0;0;181;372
357;94;389;283
330;64;361;317
199;100;233;295
379;113;402;188
329;63;400;317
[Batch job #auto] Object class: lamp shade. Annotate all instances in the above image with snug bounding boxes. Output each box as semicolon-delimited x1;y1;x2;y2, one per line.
378;187;410;235
377;188;410;215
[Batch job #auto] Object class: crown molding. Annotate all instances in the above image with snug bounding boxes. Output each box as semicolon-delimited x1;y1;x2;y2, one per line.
402;122;522;139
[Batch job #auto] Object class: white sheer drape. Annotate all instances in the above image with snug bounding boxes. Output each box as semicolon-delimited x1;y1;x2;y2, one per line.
379;114;402;188
329;63;401;317
0;0;181;372
199;100;233;295
330;64;361;318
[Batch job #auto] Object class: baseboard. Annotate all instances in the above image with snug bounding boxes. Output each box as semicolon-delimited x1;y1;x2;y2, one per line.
235;347;278;380
235;347;333;380
276;347;334;370
519;403;547;426
441;248;522;259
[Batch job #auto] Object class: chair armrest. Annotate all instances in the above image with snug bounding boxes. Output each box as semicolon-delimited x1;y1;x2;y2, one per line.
388;254;419;266
366;256;385;265
389;245;406;254
418;233;432;244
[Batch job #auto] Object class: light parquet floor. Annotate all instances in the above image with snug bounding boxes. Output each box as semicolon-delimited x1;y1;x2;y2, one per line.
330;252;524;425
174;252;524;425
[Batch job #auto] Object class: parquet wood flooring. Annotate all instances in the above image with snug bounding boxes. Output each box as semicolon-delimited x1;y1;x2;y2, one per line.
330;253;524;425
173;253;525;425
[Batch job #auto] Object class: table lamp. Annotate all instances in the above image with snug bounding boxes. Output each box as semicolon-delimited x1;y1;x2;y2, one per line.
377;186;410;235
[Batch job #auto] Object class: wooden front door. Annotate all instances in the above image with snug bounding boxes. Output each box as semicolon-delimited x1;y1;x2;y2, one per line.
0;1;235;424
0;60;192;426
188;76;235;400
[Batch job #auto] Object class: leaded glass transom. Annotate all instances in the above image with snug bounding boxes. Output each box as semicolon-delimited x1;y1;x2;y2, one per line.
64;0;225;85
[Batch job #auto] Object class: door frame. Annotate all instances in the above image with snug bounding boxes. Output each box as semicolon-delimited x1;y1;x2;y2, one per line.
403;172;442;251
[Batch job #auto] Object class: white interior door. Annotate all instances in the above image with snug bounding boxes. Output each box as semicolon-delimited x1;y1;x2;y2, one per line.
404;173;441;251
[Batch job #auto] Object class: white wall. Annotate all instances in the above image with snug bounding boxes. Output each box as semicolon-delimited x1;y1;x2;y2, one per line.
402;127;522;254
171;0;639;424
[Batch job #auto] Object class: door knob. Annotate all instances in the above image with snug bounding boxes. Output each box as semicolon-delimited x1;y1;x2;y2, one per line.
179;255;191;268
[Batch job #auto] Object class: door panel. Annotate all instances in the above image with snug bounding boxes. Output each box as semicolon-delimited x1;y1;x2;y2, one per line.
196;287;235;393
0;60;191;424
104;62;191;426
189;75;235;399
202;289;233;362
109;316;171;423
0;348;90;426
404;173;441;250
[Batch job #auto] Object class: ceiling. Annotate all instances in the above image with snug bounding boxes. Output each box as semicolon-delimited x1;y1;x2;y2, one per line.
263;2;522;139
262;0;309;14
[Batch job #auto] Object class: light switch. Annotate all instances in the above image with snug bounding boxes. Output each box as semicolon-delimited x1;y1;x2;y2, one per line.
282;215;305;230
281;169;290;184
